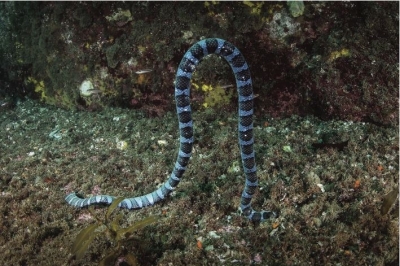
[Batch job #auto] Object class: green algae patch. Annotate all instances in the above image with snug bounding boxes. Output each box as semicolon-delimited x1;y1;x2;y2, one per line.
71;197;158;265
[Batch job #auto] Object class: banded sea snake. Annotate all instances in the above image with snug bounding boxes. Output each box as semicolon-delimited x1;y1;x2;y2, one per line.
65;38;277;222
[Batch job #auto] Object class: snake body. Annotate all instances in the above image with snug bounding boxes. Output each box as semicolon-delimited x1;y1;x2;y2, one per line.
65;38;276;222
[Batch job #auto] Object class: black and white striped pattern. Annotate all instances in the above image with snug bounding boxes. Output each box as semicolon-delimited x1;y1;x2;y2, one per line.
65;38;276;222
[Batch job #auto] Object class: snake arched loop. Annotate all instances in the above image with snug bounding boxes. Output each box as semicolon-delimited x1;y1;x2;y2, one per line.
65;38;277;222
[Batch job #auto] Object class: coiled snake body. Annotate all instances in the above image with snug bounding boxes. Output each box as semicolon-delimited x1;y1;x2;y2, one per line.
66;38;276;222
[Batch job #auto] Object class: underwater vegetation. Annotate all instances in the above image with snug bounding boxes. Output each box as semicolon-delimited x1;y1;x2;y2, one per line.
381;186;399;216
71;197;157;265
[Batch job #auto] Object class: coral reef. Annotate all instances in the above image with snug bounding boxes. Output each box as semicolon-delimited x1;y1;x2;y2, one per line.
251;2;398;126
0;2;396;125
